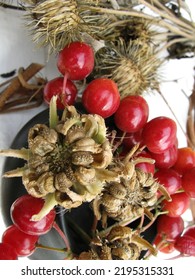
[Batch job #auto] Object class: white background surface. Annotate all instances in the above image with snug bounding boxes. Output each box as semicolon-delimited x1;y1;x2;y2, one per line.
0;1;195;261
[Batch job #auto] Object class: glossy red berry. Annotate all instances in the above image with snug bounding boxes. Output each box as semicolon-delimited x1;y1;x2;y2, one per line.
183;226;195;239
174;235;195;256
157;214;184;241
43;77;77;109
153;234;175;254
181;167;195;198
142;116;177;154
0;243;18;260
149;142;178;169
11;194;56;235
122;129;144;149
161;192;190;217
172;147;195;175
114;95;149;133
57;41;94;80
2;225;39;257
82;78;120;118
154;168;181;195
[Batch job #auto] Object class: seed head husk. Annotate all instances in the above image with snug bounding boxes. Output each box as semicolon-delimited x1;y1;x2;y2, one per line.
23;0;119;52
93;38;162;98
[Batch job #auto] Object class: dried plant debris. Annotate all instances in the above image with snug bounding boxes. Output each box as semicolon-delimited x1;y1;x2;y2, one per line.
0;63;45;113
0;100;118;216
0;99;169;219
78;225;157;260
92;144;170;228
23;0;119;52
2;0;195;57
0;98;171;258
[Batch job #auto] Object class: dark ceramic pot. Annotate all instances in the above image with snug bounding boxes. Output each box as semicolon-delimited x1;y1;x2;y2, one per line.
0;104;157;260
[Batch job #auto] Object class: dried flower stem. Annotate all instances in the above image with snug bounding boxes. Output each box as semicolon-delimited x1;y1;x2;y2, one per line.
139;0;194;32
49;96;58;129
0;63;44;111
87;4;195;41
186;71;195;150
0;2;24;11
35;243;67;254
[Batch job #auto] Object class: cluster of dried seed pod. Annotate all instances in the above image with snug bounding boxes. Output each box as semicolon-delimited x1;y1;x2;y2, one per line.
78;225;157;260
0;102;171;258
92;145;170;228
1;105;117;209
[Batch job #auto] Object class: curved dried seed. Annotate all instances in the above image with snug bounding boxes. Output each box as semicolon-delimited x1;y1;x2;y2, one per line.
108;182;127;199
71;151;94;166
55;172;73;191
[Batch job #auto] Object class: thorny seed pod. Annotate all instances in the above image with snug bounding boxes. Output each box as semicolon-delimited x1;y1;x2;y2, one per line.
98;17;159;46
93;39;162;98
23;0;119;52
78;225;157;260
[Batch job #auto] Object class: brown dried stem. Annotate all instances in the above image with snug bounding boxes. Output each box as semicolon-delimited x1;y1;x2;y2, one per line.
186;72;195;150
0;63;45;112
88;4;195;41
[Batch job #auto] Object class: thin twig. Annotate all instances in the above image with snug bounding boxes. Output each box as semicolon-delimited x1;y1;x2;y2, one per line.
87;4;195;40
0;2;24;11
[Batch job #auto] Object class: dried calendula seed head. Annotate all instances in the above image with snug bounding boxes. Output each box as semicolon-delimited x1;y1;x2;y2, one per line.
83;226;156;260
92;144;167;226
1;104;115;213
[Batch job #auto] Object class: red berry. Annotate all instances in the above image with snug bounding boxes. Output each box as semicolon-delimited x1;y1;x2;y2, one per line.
153;234;175;254
161;192;190;217
122;129;144;149
0;243;18;260
174;235;195;256
172;147;195;175
142;116;177;154
2;225;39;257
135;150;155;174
43;77;77;109
182;167;195;198
11;194;56;235
154;168;181;195
82;78;120;118
149;142;178;169
114;95;149;133
183;226;195;239
57;41;94;80
157;214;184;241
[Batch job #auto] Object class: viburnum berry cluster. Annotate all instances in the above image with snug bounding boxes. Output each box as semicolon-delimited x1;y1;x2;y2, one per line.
0;41;195;260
